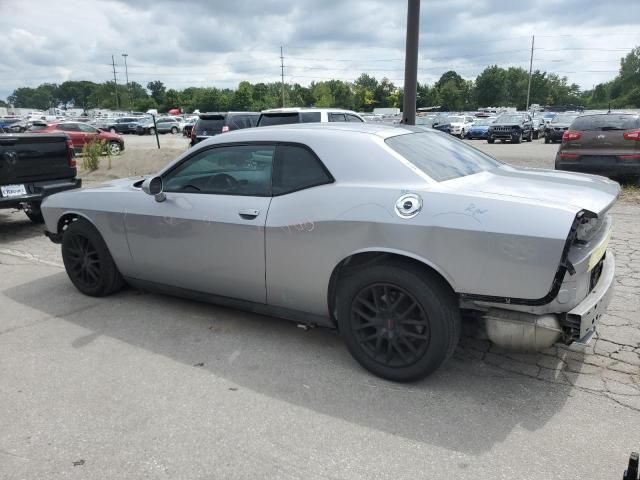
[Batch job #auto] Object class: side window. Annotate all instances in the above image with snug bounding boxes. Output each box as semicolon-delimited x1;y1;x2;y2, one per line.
346;114;363;123
78;123;98;133
300;112;321;123
329;113;347;122
58;123;79;132
272;144;333;195
163;144;275;196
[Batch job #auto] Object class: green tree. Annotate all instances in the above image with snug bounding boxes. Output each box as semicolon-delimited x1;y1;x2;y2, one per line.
474;65;506;107
230;81;254;110
147;80;166;105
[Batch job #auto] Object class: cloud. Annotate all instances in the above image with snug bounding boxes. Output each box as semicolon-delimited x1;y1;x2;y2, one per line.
0;0;638;101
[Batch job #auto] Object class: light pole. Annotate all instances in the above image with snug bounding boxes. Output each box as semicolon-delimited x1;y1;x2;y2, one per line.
122;53;130;108
402;0;420;125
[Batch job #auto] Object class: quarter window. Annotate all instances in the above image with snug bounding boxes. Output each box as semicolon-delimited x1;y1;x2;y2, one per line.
346;114;364;123
163;145;275;196
272;145;332;195
329;113;347;122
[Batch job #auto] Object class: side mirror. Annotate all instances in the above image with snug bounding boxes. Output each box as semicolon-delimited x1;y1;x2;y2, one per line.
141;176;166;202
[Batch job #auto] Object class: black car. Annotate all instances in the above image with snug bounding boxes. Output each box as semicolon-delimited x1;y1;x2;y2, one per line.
544;114;580;143
487;113;533;143
191;112;259;146
104;117;141;134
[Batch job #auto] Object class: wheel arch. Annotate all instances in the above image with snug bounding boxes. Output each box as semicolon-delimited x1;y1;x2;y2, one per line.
56;211;99;236
326;248;458;327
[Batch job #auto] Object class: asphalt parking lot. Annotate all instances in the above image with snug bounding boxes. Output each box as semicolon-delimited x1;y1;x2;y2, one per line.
1;136;639;479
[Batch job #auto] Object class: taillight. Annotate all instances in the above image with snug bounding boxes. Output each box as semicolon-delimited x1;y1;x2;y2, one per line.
562;130;582;142
66;138;76;168
619;154;640;160
221;125;229;133
559;152;579;159
623;129;640;141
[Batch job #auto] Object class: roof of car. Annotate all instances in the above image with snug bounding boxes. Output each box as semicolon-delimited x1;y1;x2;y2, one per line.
260;107;361;114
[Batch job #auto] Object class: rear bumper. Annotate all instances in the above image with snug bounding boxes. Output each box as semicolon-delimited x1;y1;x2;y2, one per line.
556;161;640;176
567;252;615;344
0;178;82;209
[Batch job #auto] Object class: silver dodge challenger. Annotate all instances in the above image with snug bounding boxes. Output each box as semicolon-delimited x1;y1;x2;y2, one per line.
42;123;618;381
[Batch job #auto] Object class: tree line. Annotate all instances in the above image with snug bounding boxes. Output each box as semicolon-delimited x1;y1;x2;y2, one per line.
3;46;639;113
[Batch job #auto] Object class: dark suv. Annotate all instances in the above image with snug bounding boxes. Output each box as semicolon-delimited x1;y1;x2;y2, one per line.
544;113;579;143
487;113;533;143
555;113;640;178
191;112;259;146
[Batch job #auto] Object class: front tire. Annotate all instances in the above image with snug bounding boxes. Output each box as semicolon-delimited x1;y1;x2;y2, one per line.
544;136;550;144
61;218;124;297
337;262;460;382
170;126;178;134
512;132;522;144
487;138;495;144
108;141;121;155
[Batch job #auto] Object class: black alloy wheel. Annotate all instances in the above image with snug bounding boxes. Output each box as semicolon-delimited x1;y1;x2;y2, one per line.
350;283;430;368
61;218;124;296
63;233;101;291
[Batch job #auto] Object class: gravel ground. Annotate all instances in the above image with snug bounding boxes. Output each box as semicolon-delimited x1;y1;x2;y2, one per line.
0;134;638;479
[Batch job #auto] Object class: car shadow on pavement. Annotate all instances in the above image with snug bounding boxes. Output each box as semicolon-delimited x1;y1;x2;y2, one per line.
5;272;576;456
0;211;43;241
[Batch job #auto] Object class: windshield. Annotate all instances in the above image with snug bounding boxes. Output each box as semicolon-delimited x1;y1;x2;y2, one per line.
551;115;578;124
570;114;639;131
472;119;492;126
497;114;525;123
386;131;501;182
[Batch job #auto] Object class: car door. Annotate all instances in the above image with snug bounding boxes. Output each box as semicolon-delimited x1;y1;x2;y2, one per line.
123;143;275;303
77;122;100;143
55;123;84;149
264;143;335;315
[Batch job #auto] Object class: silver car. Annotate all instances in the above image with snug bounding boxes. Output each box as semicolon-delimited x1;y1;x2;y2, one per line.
41;124;618;381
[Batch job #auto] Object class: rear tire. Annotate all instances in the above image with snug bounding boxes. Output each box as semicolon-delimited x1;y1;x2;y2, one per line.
526;131;533;142
24;202;44;223
487;138;495;144
61;218;124;297
108;141;121;155
171;126;178;134
544;136;550;144
336;262;460;382
149;127;155;135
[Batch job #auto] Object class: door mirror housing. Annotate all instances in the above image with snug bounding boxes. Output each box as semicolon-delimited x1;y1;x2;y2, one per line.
141;176;166;202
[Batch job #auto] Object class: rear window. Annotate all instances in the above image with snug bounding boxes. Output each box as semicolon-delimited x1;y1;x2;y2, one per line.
195;117;225;135
259;113;299;126
227;114;258;130
386;131;501;182
571;114;640;131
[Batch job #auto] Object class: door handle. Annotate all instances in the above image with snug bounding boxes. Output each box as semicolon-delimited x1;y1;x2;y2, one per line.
238;208;260;219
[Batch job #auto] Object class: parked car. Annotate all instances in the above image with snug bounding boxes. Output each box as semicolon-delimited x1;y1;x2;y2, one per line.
135;117;157;136
545;114;580;143
531;117;546;139
41;123;618;382
488;113;533;143
257;108;364;127
465;118;495;139
191;112;259;146
30;122;125;155
555;112;640;178
181;117;197;138
102;117;141;134
0;118;28;133
155;117;182;134
0;132;80;223
432;115;475;138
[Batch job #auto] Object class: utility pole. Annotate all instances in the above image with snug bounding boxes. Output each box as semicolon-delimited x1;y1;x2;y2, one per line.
525;35;535;112
122;53;130;108
402;0;420;125
111;55;120;110
280;46;285;107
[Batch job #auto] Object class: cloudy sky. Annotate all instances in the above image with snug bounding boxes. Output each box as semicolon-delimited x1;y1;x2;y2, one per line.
1;0;639;101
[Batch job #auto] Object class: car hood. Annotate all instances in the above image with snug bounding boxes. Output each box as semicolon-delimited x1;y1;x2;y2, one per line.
458;166;620;216
470;125;490;130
